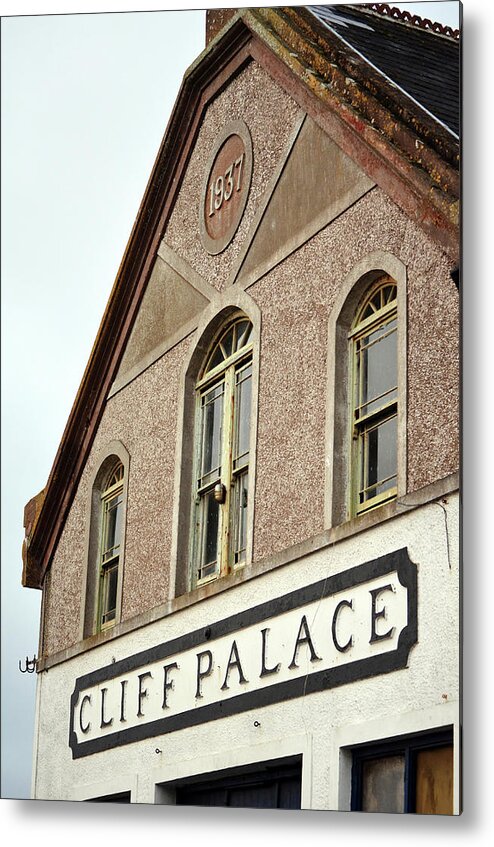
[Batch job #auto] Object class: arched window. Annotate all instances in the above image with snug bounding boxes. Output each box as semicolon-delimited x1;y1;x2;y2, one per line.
192;315;253;585
81;444;129;639
349;278;398;515
98;461;125;630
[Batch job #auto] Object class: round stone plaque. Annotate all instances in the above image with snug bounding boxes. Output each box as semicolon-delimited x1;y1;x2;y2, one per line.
199;121;253;255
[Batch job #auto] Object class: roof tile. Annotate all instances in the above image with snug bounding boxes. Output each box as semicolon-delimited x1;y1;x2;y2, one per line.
307;4;460;135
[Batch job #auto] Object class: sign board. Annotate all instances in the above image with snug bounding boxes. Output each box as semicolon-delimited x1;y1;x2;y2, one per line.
69;549;417;758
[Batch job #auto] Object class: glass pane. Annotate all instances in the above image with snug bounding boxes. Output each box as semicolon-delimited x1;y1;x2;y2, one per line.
107;463;124;488
232;471;248;565
356;319;397;417
101;561;118;625
235;319;251;351
361;302;376;322
361;755;405;813
360;415;397;503
200;383;223;484
206;344;224;373
383;284;396;305
102;493;123;562
234;363;252;468
415;747;453;815
220;326;234;359
198;491;219;579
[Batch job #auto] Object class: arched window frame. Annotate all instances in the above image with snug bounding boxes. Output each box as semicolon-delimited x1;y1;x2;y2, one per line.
80;441;130;639
349;278;398;516
325;252;407;528
191;315;254;586
97;461;125;630
170;294;260;598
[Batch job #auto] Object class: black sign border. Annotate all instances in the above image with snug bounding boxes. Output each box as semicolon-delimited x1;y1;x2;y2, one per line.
69;548;417;758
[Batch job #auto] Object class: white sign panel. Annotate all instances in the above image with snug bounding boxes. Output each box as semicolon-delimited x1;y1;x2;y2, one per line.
69;549;417;758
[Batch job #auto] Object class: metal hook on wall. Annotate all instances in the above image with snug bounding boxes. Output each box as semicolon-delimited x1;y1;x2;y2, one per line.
19;656;37;674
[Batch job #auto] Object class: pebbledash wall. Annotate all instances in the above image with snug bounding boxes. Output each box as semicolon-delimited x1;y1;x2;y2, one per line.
26;7;460;813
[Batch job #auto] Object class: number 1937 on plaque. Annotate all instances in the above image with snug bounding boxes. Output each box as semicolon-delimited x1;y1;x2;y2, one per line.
208;153;245;217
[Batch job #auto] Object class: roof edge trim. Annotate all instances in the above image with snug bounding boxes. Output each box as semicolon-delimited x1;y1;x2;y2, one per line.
363;3;460;40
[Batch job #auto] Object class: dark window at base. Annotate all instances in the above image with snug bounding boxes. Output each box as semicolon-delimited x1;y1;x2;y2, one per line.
175;758;301;810
351;728;454;815
85;791;131;803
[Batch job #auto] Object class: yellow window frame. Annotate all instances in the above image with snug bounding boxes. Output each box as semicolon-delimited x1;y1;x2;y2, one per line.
192;318;253;587
97;464;124;631
349;279;398;518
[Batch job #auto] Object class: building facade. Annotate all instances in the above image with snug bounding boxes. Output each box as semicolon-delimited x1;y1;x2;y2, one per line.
22;5;461;813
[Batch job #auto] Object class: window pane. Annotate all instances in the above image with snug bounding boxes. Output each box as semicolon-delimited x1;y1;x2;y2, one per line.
198;491;220;580
228;782;277;808
361;755;405;813
415;747;453;815
107;463;124;488
220;326;234;359
360;415;397;504
235;319;251;351
176;764;301;810
232;471;248;565
234;363;252;468
102;494;123;562
356;319;397;417
383;284;396;306
206;344;224;373
200;383;223;484
101;561;118;625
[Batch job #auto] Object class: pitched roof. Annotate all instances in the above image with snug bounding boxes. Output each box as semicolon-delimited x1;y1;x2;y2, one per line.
307;4;460;136
22;5;460;590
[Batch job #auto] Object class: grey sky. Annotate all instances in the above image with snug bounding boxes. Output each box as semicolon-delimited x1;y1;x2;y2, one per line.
1;2;205;803
0;0;481;841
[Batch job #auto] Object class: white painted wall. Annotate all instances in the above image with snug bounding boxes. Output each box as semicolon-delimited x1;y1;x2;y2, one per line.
31;493;460;812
